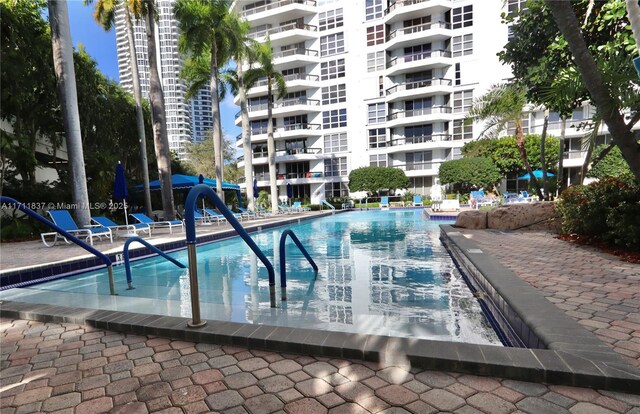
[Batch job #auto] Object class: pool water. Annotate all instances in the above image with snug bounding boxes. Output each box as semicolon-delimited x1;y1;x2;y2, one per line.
1;210;501;346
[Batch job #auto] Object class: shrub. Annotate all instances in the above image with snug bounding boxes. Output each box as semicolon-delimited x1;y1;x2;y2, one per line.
557;177;640;250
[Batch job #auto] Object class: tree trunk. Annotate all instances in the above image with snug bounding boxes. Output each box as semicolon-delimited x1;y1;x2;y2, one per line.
557;117;565;195
124;6;153;216
48;0;91;226
540;110;549;199
267;79;279;213
546;0;640;182
210;41;224;203
516;123;543;199
145;7;175;220
580;121;600;184
238;64;254;211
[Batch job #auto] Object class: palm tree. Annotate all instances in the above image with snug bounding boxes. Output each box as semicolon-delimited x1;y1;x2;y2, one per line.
142;0;175;220
545;0;640;182
174;0;245;203
246;38;287;214
85;0;153;216
47;0;91;225
466;82;544;199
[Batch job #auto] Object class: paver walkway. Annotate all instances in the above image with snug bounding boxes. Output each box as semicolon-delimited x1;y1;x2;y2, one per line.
467;230;640;367
2;318;640;414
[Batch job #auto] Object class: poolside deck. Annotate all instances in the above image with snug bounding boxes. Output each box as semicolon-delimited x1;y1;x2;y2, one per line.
1;213;640;412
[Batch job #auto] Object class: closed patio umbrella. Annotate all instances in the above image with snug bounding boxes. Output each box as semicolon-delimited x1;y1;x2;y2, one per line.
253;178;259;198
113;161;129;225
286;182;293;205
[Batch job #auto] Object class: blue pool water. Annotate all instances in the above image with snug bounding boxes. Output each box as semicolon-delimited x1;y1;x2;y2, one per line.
1;210;501;345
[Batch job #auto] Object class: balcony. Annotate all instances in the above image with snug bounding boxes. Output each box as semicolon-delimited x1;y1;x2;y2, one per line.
387;106;452;127
385;134;452;153
386;78;452;101
236;124;322;142
386;21;450;49
235;99;320;121
395;161;443;176
246;74;319;97
385;0;452;24
273;48;320;68
248;22;317;46
386;50;452;76
241;0;317;20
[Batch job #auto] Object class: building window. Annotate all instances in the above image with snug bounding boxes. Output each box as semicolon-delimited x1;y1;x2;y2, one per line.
320;32;345;56
405;124;433;142
325;181;349;198
319;8;343;31
453;119;472;140
507;0;527;16
325;157;347;177
251;119;271;134
368;128;386;148
455;62;461;85
404;44;431;62
453;90;473;113
368;103;386;124
322;84;346;105
369;154;387;167
452;34;473;57
452;5;473;29
367;51;385;72
324;132;348;153
283;115;307;129
321;59;346;80
406;151;432;170
365;0;383;21
323;108;347;129
366;25;384;46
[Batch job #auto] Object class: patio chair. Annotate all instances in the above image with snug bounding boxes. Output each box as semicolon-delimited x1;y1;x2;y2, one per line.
202;207;244;222
413;195;423;207
91;216;151;237
380;196;389;208
238;207;261;219
193;210;216;225
42;210;113;247
200;208;227;225
291;201;311;212
130;213;183;234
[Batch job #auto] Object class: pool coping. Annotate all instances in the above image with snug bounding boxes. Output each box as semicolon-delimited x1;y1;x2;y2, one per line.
1;222;639;393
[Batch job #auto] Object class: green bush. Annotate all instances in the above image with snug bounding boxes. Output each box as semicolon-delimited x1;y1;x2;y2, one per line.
557;177;640;250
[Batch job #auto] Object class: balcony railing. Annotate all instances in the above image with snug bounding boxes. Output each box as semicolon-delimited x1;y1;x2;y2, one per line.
387;134;451;146
235;99;319;119
276;147;322;156
385;0;432;14
387;105;452;120
386;21;450;41
236;124;320;139
278;171;324;180
387;49;452;68
273;48;319;59
563;150;585;159
242;0;316;17
251;73;319;89
248;22;317;39
386;78;452;95
396;161;443;171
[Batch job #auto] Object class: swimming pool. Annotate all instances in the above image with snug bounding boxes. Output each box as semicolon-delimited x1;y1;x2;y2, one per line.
0;210;501;346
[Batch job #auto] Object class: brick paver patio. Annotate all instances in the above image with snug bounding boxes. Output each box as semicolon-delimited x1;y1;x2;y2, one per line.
2;318;640;414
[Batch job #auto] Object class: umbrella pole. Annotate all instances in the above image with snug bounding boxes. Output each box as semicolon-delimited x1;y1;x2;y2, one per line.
124;200;129;226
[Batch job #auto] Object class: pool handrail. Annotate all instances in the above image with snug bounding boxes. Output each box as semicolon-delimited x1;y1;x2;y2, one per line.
321;200;335;213
184;184;276;327
0;196;116;295
122;236;186;290
279;229;318;301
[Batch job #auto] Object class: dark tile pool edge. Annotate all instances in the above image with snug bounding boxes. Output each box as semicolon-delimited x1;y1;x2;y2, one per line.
1;300;639;393
439;225;640;392
0;211;342;289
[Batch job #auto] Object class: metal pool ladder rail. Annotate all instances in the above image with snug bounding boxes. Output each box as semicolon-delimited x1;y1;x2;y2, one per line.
183;184;276;328
279;229;318;301
0;196;117;295
122;237;185;290
321;200;335;213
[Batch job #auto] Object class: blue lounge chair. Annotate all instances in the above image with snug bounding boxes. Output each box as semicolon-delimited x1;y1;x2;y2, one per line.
91;216;151;237
202;207;244;222
193;210;215;225
130;213;183;234
238;207;261;219
200;208;226;225
380;196;389;208
413;195;423;207
291;201;310;212
42;210;113;247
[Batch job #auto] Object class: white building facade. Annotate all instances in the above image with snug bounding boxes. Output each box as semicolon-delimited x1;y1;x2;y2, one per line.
115;0;213;160
232;0;515;203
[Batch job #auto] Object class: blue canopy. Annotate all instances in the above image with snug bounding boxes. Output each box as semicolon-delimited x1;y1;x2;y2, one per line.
518;170;555;180
136;174;241;191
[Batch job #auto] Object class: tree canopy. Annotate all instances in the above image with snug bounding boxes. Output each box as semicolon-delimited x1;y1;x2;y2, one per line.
184;133;236;180
348;166;410;194
438;157;502;192
587;144;634;181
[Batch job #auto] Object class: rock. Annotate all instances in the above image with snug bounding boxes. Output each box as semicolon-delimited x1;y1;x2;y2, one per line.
486;202;558;231
455;210;488;229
